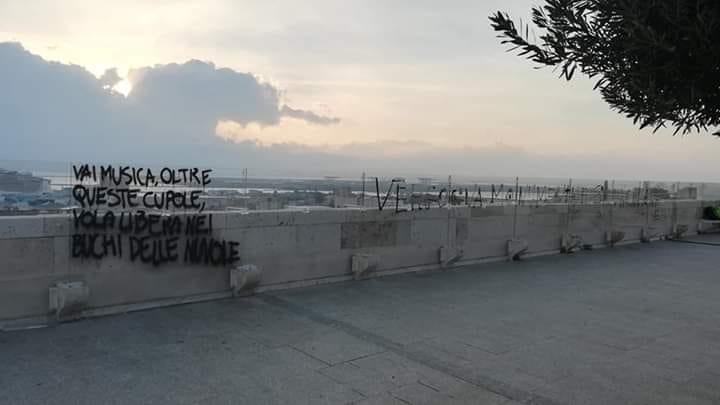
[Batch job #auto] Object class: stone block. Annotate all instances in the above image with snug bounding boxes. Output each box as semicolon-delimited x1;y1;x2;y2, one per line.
294;224;341;253
507;239;528;261
411;219;448;245
352;254;380;280
470;205;505;218
439;246;463;266
697;220;720;234
640;227;659;243
230;264;262;296
607;230;626;246
455;218;469;243
341;221;410;249
48;280;89;320
0;237;54;279
0;216;45;239
42;215;73;237
670;224;689;239
561;233;583;253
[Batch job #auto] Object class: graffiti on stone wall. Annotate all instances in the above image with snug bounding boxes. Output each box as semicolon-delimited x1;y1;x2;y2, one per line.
372;178;532;212
371;177;658;213
70;164;240;266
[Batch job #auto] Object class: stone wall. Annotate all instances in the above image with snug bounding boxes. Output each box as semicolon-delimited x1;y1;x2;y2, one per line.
0;200;710;326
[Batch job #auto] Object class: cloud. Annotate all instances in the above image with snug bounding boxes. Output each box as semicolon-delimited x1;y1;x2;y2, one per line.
0;41;339;161
207;122;720;182
280;105;340;125
127;60;284;128
1;41;717;182
98;68;122;89
215;119;340;147
0;42;126;157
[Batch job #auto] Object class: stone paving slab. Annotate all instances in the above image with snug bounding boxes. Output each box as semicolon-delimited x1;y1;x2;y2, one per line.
2;235;720;404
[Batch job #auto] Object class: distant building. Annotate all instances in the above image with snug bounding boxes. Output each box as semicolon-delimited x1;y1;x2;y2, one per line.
330;187;359;208
245;195;287;211
0;169;51;193
199;195;243;211
675;187;698;200
199;190;288;211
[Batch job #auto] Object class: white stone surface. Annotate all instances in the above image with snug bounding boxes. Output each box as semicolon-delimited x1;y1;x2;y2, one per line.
0;201;710;322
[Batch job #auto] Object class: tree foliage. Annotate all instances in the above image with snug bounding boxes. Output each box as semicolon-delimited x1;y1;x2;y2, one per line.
489;0;720;136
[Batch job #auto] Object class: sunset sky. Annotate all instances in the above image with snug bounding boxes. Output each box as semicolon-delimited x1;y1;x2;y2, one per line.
1;0;718;181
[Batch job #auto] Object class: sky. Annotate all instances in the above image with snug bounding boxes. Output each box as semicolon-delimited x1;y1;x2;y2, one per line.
0;0;718;182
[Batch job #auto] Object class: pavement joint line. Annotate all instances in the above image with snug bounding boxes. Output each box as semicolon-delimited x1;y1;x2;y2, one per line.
340;350;389;365
288;345;332;367
390;394;413;405
417;379;441;392
668;239;720;247
259;294;564;405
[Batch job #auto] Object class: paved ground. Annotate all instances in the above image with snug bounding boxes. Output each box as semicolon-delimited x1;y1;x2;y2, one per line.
3;236;720;404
